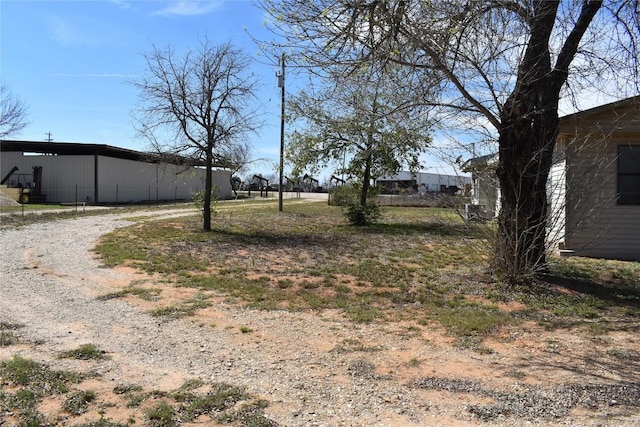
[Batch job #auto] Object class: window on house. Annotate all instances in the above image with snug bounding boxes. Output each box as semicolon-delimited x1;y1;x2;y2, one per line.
618;145;640;205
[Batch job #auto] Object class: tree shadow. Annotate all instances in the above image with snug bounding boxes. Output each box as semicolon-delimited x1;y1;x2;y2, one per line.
363;221;488;238
538;273;640;310
205;226;350;251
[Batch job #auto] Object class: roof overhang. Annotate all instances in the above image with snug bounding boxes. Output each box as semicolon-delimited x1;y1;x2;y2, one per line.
0;140;207;167
559;95;640;124
461;153;498;172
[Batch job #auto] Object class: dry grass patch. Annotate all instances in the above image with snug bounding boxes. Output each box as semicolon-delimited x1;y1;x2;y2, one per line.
0;350;275;427
94;201;640;344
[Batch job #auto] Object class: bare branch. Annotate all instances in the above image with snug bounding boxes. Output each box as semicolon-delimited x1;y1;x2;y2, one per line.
0;84;29;138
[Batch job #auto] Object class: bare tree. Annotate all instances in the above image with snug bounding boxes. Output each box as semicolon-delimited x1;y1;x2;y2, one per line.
258;0;639;281
132;38;262;230
0;84;29;138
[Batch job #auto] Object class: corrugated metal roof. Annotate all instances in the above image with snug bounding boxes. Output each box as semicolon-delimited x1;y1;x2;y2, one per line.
0;140;209;167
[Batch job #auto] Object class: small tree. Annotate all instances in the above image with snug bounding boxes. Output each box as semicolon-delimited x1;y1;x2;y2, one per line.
132;38;261;230
287;67;432;224
0;84;29;138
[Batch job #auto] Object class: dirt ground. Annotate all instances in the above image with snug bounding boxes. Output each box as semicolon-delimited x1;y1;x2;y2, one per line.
1;211;639;426
4;267;640;426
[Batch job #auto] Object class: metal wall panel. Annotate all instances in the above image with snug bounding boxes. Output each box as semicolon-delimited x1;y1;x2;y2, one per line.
1;151;232;204
1;153;95;203
97;156;231;204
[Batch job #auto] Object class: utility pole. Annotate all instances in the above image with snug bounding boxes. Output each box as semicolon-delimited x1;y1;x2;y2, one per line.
45;132;53;142
278;53;285;212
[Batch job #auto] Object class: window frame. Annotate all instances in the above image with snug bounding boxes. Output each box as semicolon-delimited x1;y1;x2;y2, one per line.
617;144;640;205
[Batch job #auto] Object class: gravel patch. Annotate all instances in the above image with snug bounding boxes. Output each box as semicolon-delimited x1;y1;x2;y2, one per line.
413;377;640;422
1;209;639;426
0;191;19;206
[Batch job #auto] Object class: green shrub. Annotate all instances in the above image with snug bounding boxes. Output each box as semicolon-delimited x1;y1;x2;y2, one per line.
331;184;382;225
63;390;96;415
0;331;17;346
329;185;355;206
59;344;109;360
345;201;381;226
0;356;82;394
0;322;21;347
190;189;218;218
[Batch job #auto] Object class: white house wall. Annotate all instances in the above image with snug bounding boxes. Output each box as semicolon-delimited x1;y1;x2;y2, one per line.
558;97;640;261
470;171;500;217
564;134;640;260
547;157;566;250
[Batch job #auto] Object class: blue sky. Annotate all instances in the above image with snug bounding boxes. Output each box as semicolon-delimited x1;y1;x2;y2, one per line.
1;0;480;180
1;0;288;172
1;1;635;181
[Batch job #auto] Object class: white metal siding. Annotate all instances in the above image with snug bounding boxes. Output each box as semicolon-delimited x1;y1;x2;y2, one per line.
548;159;566;249
376;172;471;191
414;172;471;191
1;151;232;204
96;156;231;203
98;156;152;203
1;152;95;203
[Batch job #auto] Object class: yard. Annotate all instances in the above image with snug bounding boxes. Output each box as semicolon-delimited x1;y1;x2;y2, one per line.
1;199;639;426
96;200;640;336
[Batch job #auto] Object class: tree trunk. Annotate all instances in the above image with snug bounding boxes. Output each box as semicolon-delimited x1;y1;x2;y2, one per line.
203;148;213;231
360;152;373;208
493;0;603;280
493;0;567;281
360;128;376;208
495;102;558;280
230;175;238;198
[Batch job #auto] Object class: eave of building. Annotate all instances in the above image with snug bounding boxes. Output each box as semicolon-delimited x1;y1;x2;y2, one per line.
0;140;217;168
559;95;640;123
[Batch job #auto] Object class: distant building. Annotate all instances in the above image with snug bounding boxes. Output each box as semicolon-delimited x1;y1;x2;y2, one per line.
0;140;231;204
375;171;471;195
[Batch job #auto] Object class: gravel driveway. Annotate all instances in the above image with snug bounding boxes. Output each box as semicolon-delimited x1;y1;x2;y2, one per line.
1;209;638;426
0;210;431;426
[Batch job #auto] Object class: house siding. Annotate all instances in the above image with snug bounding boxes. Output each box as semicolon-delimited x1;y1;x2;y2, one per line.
562;133;640;261
548;156;566;249
462;96;640;261
471;172;499;217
